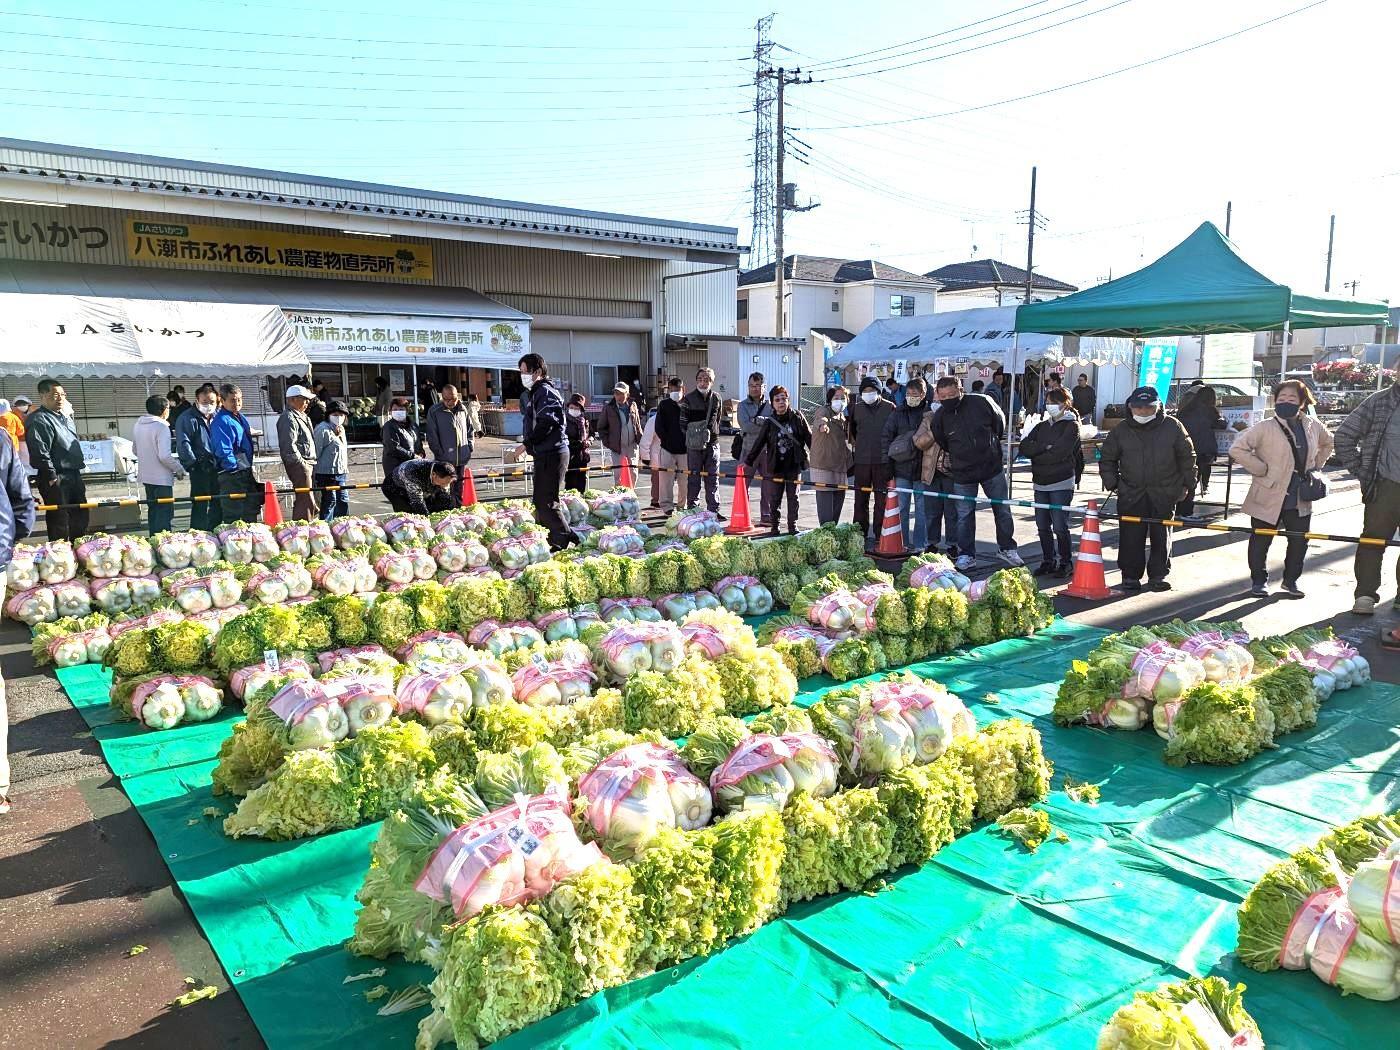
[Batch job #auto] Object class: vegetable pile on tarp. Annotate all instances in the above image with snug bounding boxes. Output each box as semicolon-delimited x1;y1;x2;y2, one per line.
1097;975;1263;1049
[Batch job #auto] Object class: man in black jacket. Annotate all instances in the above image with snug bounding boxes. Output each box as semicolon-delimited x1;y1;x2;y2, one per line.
25;378;89;542
1099;386;1196;592
518;353;575;550
930;376;1020;571
654;377;687;512
680;367;724;517
385;458;456;514
880;377;931;552
848;376;895;547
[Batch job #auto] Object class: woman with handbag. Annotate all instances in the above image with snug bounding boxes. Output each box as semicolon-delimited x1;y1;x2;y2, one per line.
912;399;958;555
880;376;931;552
809;386;853;525
1228;380;1333;598
745;386;812;535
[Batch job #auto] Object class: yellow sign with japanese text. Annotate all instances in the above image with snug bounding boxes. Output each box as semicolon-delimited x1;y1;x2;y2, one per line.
125;220;434;280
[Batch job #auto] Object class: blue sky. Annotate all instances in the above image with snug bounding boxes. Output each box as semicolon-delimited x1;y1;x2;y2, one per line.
2;0;1395;301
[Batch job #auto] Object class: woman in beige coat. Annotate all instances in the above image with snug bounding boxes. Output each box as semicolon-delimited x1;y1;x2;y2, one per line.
1228;379;1334;598
809;386;855;525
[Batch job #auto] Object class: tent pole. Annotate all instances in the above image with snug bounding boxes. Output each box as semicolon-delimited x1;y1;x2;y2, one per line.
1278;321;1290;384
412;362;419;421
1005;332;1018;497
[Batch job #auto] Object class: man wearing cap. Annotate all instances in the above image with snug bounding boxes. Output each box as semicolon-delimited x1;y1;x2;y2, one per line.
596;382;642;484
1099;386;1196;592
848;376;896;547
277;385;318;521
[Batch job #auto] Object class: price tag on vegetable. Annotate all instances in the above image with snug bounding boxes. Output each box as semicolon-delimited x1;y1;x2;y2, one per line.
506;822;541;856
263;649;281;672
530;652;550;675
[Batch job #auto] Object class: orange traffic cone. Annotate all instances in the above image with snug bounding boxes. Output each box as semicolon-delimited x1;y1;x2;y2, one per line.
874;480;907;557
618;454;635;489
1062;499;1117;599
262;480;283;527
725;464;753;535
459;467;479;508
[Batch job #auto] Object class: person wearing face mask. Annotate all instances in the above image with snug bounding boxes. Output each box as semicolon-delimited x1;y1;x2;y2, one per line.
733;372;772;526
313;400;351;521
930;376;1022;571
912;387;958;556
1017;388;1087;579
1099;386;1196;593
809;385;854;525
680;367;725;518
1173;384;1227;516
386;459;457;516
1229;380;1332;599
746;385;812;535
132;395;187;536
176;383;223;532
26;377;89;542
565;392;591;493
277;384;319;521
380;397;427;508
881;377;933;552
654;377;687;512
425;384;474;504
517;353;575;550
848;376;896;547
210;383;263;524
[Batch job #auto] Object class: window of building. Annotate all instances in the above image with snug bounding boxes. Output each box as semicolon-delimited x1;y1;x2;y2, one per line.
831;301;840;312
592;365;618;398
890;294;915;317
736;298;748;321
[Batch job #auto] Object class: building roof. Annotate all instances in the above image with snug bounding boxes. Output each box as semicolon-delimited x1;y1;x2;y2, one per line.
924;258;1077;294
739;255;939;288
0;138;741;255
811;327;856;343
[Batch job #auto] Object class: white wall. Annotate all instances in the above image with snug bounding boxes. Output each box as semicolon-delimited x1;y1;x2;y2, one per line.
664;262;738;339
787;283;837;342
743;284;778;338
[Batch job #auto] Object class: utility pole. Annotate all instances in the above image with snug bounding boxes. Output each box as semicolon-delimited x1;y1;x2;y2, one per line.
1225;200;1232;238
1016;167;1047;305
770;66;814;339
1324;213;1336;291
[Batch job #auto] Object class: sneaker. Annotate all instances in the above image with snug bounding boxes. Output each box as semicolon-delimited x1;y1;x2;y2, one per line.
1280;582;1305;599
1147;579;1172;592
1120;578;1142;594
1033;561;1058;577
1249;583;1270;598
997;548;1025;567
1055;561;1074;579
714;512;727;522
954;555;977;571
1353;595;1376;615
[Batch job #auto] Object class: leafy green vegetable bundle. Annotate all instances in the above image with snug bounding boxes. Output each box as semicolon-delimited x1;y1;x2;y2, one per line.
1098;975;1262;1049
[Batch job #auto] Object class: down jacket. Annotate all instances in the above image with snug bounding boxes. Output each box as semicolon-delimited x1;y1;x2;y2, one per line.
1098;406;1196;515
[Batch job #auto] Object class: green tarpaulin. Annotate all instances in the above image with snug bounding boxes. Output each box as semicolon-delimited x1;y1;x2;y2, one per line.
1016;223;1390;337
55;625;1400;1049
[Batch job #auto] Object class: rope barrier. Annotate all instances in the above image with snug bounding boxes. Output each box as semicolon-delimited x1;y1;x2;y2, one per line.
33;458;1399;549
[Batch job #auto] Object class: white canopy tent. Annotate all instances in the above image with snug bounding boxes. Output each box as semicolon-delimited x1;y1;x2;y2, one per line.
825;305;1131;373
0;292;308;378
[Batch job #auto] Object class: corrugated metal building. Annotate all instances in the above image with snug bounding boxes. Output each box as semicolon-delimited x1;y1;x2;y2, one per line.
0;138;740;442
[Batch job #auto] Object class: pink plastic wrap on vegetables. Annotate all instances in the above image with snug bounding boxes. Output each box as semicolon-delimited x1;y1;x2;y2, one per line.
130;674;216;721
1279;885;1345;970
316;644;388;674
710;732;837;793
577;743;696;835
229;656;313;700
908;560;956;588
395;630;467;661
714;574;760;594
413;791;601;919
965;579;989;602
108;607;182;637
679;622;728;660
268;679;334;726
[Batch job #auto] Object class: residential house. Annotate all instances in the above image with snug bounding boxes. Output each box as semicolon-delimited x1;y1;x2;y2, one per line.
1253;306;1398;377
924;258;1077;310
738;255;939;385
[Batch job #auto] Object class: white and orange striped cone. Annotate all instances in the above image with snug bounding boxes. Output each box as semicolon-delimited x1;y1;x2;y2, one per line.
1062;499;1117;599
874;480;907;558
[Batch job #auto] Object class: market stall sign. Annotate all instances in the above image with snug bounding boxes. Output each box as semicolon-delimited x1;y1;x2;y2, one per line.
286;311;529;367
127;221;434;281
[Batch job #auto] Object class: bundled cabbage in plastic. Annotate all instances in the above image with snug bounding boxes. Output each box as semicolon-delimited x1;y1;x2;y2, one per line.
712;574;773;616
598;596;662;624
325;674;399;735
863;678;978;762
396;629;472;667
268;678;351;749
129;674;224;730
414;791;602;923
119;536;156;577
245;522;280;562
709;732;839;813
467;619;544;659
276;559;314;599
667;508;722;540
166;568;243;613
331;515;386;550
488;535;534;572
30;541;76;585
1304;637;1372;691
384;514;434;548
576;742;712;857
511;656;597;707
810;689;926;777
407;546;438;581
1121;638;1207;705
396;667;475;725
302;520;336;555
217;525;256;564
1347;841;1400;947
897;552;971;592
1147;620;1254;685
190;531;221;566
592;621;686;683
77;534;125;578
229;656;314;700
592;525;645;557
308;553;359;596
560;491;590;525
6;546;39;590
429;538;469;573
53;580;92;619
274;523;312;558
6;585;56;626
244;566;291;605
369;542;416;585
152;530;198;569
793;581;872;633
1097;976;1263;1050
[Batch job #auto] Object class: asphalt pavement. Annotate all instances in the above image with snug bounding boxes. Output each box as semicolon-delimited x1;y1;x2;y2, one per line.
2;455;1397;1048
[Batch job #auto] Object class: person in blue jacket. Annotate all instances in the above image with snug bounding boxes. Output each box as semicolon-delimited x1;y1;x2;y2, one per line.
517;353;575;550
209;383;261;524
176;383;222;532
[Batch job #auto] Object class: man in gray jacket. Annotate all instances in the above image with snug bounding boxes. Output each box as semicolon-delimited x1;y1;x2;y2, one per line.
426;384;474;504
733;372;772;526
25;378;88;542
1334;380;1400;614
277;384;318;520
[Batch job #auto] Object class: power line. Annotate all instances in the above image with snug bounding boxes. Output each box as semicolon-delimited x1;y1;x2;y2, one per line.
190;0;760;26
801;0;1332;128
0;10;752;55
819;0;1138;81
799;0;1060;68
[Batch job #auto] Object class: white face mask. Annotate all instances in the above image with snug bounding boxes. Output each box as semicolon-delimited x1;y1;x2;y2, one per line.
390;409;407;423
1130;411;1155;424
567;407;582;418
669;390;682;402
831;399;847;414
520;372;536;389
861;391;879;405
197;402;216;417
1046;404;1064;420
331;414;347;427
61;401;75;417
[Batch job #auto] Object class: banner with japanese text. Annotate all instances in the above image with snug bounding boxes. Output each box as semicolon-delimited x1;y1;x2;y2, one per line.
126;220;434;280
285;311;529;367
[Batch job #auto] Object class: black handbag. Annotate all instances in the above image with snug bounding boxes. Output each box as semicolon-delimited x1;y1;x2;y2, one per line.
1277;418;1329;502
